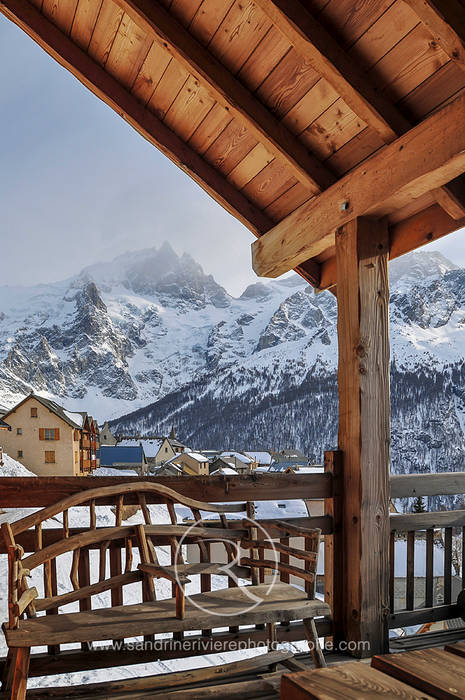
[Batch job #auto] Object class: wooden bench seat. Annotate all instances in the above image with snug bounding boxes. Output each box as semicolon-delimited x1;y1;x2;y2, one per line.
4;583;329;648
1;482;329;699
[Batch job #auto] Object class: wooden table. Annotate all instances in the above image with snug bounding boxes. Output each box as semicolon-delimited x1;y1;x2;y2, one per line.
281;646;465;699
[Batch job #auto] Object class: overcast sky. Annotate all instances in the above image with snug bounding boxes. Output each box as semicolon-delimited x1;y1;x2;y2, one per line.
1;15;465;297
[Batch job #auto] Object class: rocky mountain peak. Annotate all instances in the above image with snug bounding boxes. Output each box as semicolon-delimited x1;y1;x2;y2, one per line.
390;250;458;289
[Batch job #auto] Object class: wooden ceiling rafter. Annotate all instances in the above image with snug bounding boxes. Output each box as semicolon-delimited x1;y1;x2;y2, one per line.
252;90;465;278
110;0;337;193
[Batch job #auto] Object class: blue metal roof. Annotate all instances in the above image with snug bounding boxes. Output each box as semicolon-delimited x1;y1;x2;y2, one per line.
100;445;144;466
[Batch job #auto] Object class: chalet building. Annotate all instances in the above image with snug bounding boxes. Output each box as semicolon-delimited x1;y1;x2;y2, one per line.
0;393;99;476
155;462;183;477
99;445;148;476
115;426;187;466
0;418;10;468
99;421;117;446
219;451;258;473
171;451;209;476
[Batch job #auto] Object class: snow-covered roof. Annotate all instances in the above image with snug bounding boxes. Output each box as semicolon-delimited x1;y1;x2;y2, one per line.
186;452;209;462
63;410;84;427
295;466;324;474
211;467;238;475
245;451;272;464
220;451;253;463
118;438;163;458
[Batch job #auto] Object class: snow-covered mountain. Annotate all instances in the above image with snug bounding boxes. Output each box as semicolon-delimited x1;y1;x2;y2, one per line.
1;244;465;485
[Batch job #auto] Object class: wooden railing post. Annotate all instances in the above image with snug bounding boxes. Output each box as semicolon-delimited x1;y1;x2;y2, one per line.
324;449;343;648
336;217;391;657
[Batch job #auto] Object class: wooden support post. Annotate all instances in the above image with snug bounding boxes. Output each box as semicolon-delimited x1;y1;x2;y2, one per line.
323;449;343;648
336;217;390;657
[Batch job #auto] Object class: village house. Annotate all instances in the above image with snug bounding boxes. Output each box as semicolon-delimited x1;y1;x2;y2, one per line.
112;426;187;466
219;451;258;473
0;418;11;467
171;451;209;476
99;444;148;476
0;393;99;476
99;421;117;446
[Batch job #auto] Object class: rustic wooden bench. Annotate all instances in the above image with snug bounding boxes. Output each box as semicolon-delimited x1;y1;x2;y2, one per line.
1;482;329;699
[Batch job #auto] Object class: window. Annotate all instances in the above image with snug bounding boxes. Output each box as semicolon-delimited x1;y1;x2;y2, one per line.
17;450;23;459
45;451;55;464
30;407;38;418
39;428;60;440
17;428;22;435
165;447;168;453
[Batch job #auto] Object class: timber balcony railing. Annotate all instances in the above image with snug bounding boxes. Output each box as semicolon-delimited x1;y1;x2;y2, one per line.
389;471;465;643
0;453;465;678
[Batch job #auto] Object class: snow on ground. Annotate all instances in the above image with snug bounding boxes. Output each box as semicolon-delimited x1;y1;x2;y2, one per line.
93;466;139;476
0;453;35;477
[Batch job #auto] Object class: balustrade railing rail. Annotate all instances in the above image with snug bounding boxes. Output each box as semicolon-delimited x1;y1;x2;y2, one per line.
389;472;465;632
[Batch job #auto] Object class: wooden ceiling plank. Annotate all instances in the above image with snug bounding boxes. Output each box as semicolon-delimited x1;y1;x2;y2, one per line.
251;90;465;277
367;22;450;104
42;0;79;36
399;60;465;122
187;103;232;154
131;40;171;106
253;0;410;143
0;0;273;239
163;75;216;142
70;0;103;51
236;25;291;92
300;97;367;161
408;0;465;73
255;48;320;119
348;1;420;71
146;57;189;121
87;0;124;67
203;121;258;177
227;143;274;190
319;202;465;290
207;0;271;74
188;0;235;47
318;0;394;50
105;14;153;90
263;182;315;222
241;160;297;209
111;0;336;192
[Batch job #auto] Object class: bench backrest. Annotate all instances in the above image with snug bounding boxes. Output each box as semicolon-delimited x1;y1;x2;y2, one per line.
1;482;320;632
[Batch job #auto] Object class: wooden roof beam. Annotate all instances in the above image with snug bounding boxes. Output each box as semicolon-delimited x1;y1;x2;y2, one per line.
254;0;465;220
319;204;465;291
110;0;336;193
252;91;465;277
